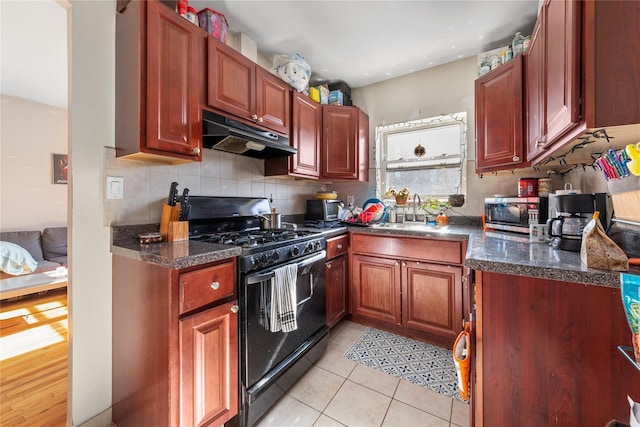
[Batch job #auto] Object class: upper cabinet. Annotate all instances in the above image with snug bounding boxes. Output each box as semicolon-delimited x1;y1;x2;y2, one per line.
475;55;526;173
322;105;369;181
526;0;580;162
265;91;321;178
207;38;290;135
115;0;203;163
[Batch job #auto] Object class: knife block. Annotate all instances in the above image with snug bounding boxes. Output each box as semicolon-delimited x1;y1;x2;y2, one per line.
160;203;182;240
167;221;189;242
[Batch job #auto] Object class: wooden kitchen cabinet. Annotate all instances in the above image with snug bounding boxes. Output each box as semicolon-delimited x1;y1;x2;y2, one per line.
474;55;526;173
473;271;640;426
265;90;321;178
349;233;465;346
207;38;290;135
325;234;349;328
112;256;238;427
115;0;203;163
322;105;369;181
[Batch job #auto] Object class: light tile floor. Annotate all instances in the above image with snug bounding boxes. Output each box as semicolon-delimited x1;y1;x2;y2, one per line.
255;320;470;427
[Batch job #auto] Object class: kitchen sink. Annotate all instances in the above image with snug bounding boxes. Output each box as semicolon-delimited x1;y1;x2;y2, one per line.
372;222;449;232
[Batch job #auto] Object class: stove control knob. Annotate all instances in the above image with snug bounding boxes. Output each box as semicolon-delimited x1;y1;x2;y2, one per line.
272;251;279;262
290;246;300;257
260;253;269;266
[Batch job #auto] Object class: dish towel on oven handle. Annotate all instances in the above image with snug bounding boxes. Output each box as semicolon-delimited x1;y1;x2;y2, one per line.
270;263;298;332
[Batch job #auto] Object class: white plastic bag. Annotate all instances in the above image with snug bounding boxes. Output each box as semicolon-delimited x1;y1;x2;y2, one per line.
272;53;311;93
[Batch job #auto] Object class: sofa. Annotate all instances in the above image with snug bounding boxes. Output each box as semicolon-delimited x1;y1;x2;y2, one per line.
0;227;68;280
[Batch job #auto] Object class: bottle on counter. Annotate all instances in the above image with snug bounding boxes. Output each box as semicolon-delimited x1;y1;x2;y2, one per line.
513;32;525;56
505;46;513;62
523;35;531;53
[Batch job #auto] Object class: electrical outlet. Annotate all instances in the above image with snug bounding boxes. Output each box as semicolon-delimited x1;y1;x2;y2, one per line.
106;176;124;199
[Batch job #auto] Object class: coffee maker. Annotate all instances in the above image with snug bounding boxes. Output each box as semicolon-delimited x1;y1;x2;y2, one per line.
546;193;613;251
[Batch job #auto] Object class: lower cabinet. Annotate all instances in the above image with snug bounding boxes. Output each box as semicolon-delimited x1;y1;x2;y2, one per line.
474;271;640;426
349;233;465;346
326;234;348;328
112;255;238;427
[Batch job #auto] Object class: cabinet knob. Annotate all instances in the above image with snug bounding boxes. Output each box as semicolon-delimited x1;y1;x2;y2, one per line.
513;155;520;162
337;244;343;249
327;263;332;269
257;117;264;124
192;147;201;155
251;114;258;121
210;281;220;290
395;261;399;266
231;305;239;313
402;262;407;267
536;140;545;148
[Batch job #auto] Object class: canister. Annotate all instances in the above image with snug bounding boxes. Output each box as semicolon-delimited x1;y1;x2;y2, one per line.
538;178;551;197
518;178;538;197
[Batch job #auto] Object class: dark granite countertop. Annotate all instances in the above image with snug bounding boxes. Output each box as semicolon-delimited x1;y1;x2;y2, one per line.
111;223;632;286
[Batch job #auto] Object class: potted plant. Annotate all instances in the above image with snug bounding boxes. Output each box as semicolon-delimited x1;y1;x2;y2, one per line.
385;187;410;205
421;197;451;224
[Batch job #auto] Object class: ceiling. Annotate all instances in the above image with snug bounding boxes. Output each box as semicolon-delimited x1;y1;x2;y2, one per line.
0;0;538;109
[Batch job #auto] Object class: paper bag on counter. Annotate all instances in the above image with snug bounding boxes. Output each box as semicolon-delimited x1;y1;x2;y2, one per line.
580;211;629;271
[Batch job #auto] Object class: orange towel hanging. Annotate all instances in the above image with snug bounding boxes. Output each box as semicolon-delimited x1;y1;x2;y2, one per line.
453;322;471;400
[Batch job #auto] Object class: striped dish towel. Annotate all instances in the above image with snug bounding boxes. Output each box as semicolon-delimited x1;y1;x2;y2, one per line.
270;263;298;332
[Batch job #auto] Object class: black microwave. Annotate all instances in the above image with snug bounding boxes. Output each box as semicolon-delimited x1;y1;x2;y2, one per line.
484;196;548;234
306;199;343;221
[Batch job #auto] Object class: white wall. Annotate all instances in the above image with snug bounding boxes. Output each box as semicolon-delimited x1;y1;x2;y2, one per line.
0;95;68;231
68;1;114;425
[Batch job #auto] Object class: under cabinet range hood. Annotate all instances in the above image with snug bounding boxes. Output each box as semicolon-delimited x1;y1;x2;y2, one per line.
202;109;296;159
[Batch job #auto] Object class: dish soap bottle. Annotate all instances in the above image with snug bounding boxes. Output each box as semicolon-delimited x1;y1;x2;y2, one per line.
512;32;525;56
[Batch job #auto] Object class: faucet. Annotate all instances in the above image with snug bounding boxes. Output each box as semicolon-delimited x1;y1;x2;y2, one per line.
411;194;421;222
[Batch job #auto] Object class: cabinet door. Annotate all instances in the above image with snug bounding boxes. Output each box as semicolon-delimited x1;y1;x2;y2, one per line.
255;67;290;135
543;0;580;145
180;300;238;427
401;262;462;342
291;91;321;177
145;0;201;158
525;14;545;162
207;38;255;120
350;254;401;325
475;55;525;173
322;106;359;180
326;254;348;328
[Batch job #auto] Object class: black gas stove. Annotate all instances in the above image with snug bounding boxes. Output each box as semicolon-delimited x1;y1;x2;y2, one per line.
191;228;325;273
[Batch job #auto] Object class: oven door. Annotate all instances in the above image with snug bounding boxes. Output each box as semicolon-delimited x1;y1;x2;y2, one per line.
241;250;327;390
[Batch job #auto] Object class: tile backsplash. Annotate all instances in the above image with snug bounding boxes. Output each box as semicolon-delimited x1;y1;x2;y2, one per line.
104;147;323;226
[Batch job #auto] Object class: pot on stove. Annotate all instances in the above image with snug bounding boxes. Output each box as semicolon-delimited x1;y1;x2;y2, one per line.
259;212;282;229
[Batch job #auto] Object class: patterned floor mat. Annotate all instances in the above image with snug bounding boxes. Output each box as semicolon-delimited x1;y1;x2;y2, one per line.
344;327;467;402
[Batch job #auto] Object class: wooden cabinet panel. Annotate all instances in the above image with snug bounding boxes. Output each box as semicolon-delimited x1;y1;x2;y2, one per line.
475;271;640;426
322;106;369;181
256;67;290;135
474;55;525;173
351;233;462;264
402;262;462;341
350;254;401;324
326;234;348;259
180;301;238;427
326;254;347;328
207;38;255;120
543;0;580;144
179;261;235;314
265;91;320;178
115;0;202;163
525;14;545;161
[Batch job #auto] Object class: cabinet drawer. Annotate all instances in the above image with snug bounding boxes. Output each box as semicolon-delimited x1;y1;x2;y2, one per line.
179;261;235;314
351;233;462;264
326;234;348;259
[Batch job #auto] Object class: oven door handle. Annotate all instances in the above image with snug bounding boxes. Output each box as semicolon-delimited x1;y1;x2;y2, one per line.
245;250;327;285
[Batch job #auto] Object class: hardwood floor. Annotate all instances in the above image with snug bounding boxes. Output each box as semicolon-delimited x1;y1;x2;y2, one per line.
1;289;68;426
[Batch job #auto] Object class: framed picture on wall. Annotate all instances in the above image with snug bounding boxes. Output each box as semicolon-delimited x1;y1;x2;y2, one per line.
52;153;68;184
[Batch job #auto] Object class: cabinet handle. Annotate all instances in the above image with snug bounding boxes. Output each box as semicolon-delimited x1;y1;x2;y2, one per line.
210;281;220;290
395;261;399;266
192;147;201;155
513;155;520;162
231;305;239;313
251;114;258;121
327;263;332;269
536;140;545;148
257;117;264;124
402;262;407;267
337;244;343;249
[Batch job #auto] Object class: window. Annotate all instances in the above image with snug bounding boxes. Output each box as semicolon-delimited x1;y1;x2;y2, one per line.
376;112;467;198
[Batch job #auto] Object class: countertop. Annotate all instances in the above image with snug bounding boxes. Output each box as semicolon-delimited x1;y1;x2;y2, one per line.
111;223;633;287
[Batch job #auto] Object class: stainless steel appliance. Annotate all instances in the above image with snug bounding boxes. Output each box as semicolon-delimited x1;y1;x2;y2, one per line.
187;196;328;427
546;193;613;252
484;196;549;234
305;199;343;221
